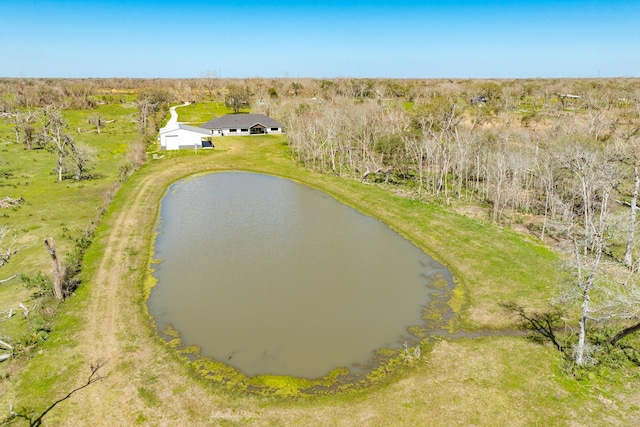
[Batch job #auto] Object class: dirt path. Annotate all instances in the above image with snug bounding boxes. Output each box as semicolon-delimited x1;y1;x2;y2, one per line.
66;155;259;424
165;102;190;127
68;162;206;424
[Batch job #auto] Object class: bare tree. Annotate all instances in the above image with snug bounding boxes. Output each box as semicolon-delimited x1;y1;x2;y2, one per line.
134;89;172;136
44;238;64;300
23;124;36;150
225;84;252;113
620;132;640;267
592;260;640;346
87;113;105;134
555;143;619;365
200;70;219;101
0;226;18;267
67;141;97;180
43;110;71;182
9;112;22;145
5;360;106;426
9;110;39;148
134;98;153;135
624;161;639;267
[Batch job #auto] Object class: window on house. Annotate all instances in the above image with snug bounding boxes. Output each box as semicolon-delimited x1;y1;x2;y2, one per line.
241;128;248;132
229;129;237;132
271;128;279;131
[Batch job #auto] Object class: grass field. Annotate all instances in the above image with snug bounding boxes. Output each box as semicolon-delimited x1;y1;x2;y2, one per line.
1;127;638;425
0;103;137;368
172;102;244;125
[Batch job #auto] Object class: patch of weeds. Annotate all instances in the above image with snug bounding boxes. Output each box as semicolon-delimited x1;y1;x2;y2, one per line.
137;386;161;407
408;325;427;338
135;412;147;424
21;272;53;298
448;285;465;314
251;375;313;397
431;274;449;289
179;345;200;356
375;347;395;357
399;342;422;366
123;343;140;353
162;324;180;339
172;386;187;395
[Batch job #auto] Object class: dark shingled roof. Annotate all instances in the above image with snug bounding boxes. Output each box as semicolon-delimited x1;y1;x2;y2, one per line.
200;114;283;130
176;124;212;135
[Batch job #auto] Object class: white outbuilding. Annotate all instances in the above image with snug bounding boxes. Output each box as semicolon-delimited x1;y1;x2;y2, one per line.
158;124;214;150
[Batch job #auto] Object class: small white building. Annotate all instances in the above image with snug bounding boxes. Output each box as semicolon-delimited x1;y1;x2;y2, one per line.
158;124;214;150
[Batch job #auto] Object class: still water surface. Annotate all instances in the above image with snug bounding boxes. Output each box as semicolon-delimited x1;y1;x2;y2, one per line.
149;171;450;378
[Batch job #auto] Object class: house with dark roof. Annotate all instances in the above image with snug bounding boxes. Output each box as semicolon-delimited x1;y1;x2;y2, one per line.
200;113;284;137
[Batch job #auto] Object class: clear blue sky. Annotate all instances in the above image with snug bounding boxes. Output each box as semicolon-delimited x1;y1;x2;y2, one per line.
1;0;638;78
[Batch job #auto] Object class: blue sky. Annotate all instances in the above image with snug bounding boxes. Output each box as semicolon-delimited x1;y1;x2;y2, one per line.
1;0;638;78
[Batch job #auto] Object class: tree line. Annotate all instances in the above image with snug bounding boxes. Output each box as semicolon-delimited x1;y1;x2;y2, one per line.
268;79;640;368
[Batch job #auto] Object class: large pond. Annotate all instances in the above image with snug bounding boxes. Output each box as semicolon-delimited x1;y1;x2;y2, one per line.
148;171;452;379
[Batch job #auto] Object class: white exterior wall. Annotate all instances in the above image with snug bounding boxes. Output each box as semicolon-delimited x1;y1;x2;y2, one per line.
221;128;250;136
219;127;283;136
160;127;209;150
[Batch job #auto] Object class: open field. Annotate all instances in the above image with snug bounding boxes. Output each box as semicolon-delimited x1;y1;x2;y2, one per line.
0;103;137;375
2;134;639;425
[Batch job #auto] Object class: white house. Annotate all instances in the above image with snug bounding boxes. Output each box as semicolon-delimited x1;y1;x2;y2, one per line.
200;114;284;136
158;124;214;150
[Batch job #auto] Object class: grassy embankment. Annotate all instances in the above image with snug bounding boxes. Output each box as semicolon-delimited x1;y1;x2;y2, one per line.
3;113;638;425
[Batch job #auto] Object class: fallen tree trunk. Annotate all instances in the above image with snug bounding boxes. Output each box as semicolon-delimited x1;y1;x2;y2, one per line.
610;321;640;346
0;273;20;284
18;302;30;317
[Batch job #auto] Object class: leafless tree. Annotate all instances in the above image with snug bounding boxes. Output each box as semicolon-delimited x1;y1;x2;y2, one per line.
590;260;640;346
617;131;640;267
555;143;619;365
200;70;219;101
134;98;153;135
44;238;64;301
66;141;97;180
87;113;105;134
0;226;18;268
5;360;106;426
42;110;71;182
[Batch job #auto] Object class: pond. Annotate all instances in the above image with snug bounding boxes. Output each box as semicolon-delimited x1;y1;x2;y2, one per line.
148;171;452;379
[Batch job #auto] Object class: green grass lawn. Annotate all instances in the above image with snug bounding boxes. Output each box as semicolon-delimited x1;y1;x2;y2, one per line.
172;101;240;125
